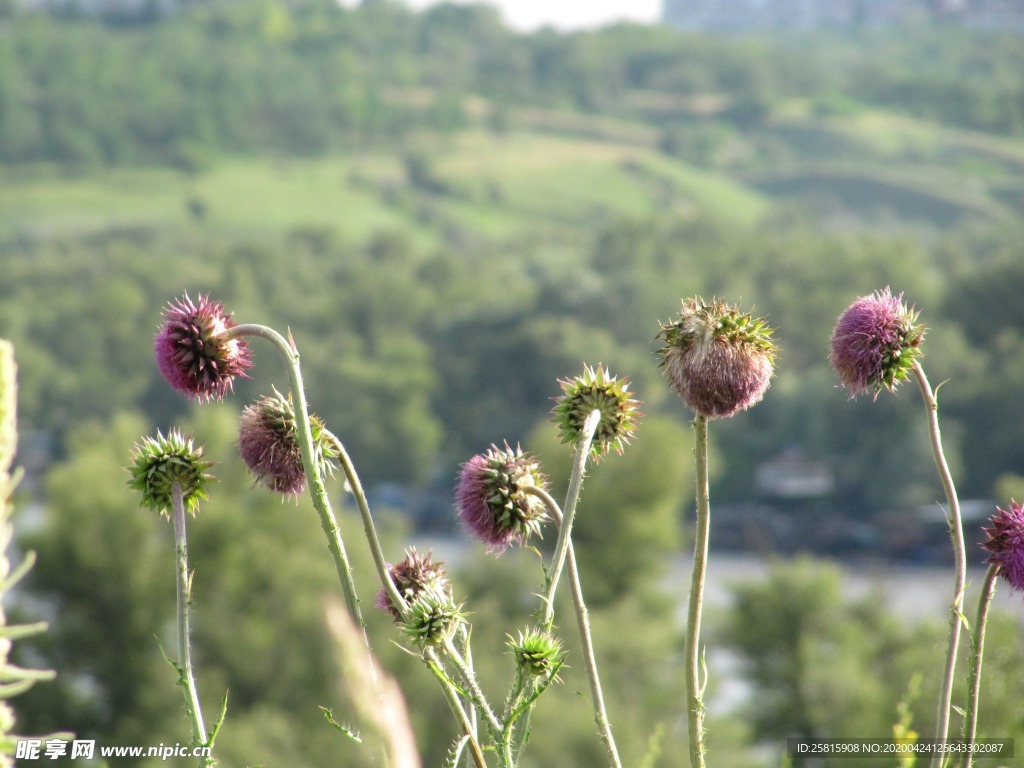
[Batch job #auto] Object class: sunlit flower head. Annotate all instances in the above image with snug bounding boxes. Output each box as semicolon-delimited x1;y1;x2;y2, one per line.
829;287;924;399
155;294;252;401
552;364;641;461
657;297;777;419
127;430;214;517
456;443;547;552
982;501;1024;595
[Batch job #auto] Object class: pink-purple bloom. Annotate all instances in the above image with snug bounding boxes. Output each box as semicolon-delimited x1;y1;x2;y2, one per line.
456;444;547;552
982;501;1024;595
657;297;777;419
377;548;449;619
829;288;924;399
155;294;252;401
239;390;338;497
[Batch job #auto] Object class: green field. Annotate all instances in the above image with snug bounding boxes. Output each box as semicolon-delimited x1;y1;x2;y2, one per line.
4;103;1023;246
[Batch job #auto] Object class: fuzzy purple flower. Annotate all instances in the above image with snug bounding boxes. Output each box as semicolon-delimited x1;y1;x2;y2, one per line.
982;501;1024;595
155;294;252;401
829;287;924;399
376;548;450;619
238;389;337;498
456;443;547;552
657;297;777;419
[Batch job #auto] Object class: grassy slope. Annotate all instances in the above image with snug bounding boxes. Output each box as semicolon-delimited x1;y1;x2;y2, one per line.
3;103;1023;243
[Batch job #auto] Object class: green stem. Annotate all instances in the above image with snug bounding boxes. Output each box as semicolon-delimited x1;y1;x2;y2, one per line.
171;482;209;763
961;565;998;768
543;409;600;629
686;414;710;768
526;485;622;768
325;431;408;618
229;324;365;630
912;363;966;768
443;636;502;737
425;648;490;768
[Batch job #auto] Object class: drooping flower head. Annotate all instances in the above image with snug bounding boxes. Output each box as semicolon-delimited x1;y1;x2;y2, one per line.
127;430;214;518
238;388;338;497
508;627;565;680
982;501;1024;595
155;294;252;401
376;547;450;619
456;443;547;552
552;364;641;461
829;287;924;400
657;297;777;419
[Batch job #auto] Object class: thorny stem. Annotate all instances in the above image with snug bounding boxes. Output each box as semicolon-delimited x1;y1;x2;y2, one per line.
425;648;489;768
913;363;966;768
171;482;209;764
526;484;622;768
228;324;366;632
543;409;601;629
442;636;502;737
686;414;710;768
961;565;998;768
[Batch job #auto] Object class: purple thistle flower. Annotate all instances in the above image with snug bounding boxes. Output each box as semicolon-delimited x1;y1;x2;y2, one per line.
155;293;252;401
982;501;1024;595
829;287;924;399
376;548;450;619
657;297;777;419
456;443;547;552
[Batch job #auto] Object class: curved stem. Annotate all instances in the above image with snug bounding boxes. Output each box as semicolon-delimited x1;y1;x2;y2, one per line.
171;482;209;762
962;565;998;768
913;363;966;767
526;485;622;768
543;409;601;629
686;414;710;768
229;324;365;629
326;431;408;618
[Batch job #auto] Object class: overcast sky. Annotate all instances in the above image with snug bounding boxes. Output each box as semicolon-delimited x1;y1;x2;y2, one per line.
403;0;663;32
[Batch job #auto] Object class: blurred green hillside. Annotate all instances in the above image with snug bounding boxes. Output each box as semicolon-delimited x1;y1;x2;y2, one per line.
3;1;1024;765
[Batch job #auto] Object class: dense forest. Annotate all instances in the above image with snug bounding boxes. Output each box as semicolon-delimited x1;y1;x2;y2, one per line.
3;0;1024;765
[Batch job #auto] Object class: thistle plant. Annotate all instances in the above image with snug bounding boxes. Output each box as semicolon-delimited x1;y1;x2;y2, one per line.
0;340;69;765
657;297;777;768
127;430;221;766
829;288;964;765
455;444;548;552
239;388;339;498
962;501;1024;768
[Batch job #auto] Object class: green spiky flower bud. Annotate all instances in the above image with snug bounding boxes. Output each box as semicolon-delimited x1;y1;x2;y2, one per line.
552;364;641;461
509;627;564;679
400;585;465;647
127;430;214;517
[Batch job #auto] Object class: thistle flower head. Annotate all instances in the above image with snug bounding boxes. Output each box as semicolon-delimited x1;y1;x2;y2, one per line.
982;501;1024;595
509;627;565;679
238;388;338;497
155;293;252;401
657;297;777;419
377;547;450;619
455;443;547;552
552;364;641;461
829;287;924;399
400;585;465;647
127;430;214;518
